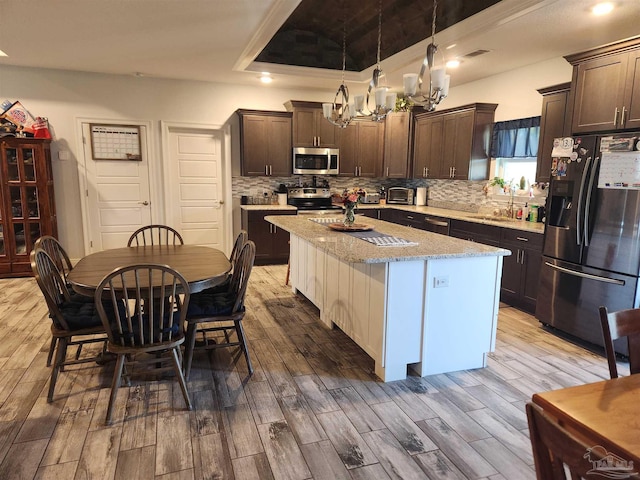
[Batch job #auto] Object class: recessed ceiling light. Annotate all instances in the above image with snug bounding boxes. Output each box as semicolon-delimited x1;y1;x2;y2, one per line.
446;59;461;69
592;2;614;15
0;49;7;57
260;72;272;84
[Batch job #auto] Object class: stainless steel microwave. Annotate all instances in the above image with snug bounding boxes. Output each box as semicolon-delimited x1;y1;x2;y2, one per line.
293;147;339;175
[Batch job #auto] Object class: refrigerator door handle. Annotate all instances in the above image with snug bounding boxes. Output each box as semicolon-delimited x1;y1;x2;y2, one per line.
545;261;625;285
583;155;600;247
576;155;592;246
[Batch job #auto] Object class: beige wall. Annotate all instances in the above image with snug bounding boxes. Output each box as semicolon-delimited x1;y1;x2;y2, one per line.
0;56;573;258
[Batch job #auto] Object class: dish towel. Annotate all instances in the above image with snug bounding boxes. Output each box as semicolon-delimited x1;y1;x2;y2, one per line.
347;231;418;247
308;217;342;224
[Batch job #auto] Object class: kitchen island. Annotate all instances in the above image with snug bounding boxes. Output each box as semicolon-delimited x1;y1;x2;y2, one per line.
266;214;510;382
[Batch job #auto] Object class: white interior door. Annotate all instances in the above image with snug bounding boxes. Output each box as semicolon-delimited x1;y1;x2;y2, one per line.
166;128;224;249
81;123;152;252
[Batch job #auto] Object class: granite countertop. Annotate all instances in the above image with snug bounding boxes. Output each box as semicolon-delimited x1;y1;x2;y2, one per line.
265;214;510;264
357;204;545;234
240;205;297;211
244;202;544;234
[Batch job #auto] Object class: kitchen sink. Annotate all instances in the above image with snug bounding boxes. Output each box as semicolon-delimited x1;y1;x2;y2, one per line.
467;215;515;222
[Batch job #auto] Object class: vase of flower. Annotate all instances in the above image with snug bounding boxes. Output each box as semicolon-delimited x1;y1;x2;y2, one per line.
344;202;356;226
342;188;364;226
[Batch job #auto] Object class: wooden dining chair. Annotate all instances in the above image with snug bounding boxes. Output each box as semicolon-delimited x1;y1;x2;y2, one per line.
598;306;640;379
34;235;73;284
526;402;605;479
202;230;247;295
230;230;248;267
94;263;192;424
31;248;108;403
183;241;255;380
33;235;78;366
127;225;184;246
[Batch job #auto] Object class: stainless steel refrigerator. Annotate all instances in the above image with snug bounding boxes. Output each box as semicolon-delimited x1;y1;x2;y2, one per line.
536;134;640;355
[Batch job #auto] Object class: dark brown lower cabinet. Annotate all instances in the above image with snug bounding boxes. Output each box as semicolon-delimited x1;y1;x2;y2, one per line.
448;219;542;313
241;209;296;265
499;229;543;314
448;219;501;246
357;208;381;220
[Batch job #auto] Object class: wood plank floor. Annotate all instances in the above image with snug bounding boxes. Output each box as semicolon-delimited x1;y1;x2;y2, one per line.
0;265;627;480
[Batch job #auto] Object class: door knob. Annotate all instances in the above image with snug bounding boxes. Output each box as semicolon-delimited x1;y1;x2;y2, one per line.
139;201;149;206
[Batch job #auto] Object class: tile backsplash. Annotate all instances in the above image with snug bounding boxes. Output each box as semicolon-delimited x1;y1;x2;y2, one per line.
231;175;547;213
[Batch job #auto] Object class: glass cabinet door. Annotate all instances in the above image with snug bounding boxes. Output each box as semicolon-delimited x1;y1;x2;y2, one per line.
4;145;43;257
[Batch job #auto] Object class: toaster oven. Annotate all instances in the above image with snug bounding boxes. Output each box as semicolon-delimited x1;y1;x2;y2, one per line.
387;187;414;205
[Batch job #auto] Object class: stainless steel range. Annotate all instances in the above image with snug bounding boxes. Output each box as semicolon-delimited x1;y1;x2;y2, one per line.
287;187;342;213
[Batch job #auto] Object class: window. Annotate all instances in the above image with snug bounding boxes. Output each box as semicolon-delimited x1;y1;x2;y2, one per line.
490;116;540;187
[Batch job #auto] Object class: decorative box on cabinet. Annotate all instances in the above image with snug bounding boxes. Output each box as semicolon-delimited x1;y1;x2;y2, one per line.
566;36;640;133
236;109;292;176
241;209;296;265
0;138;57;277
412;103;497;180
284;100;338;148
536;83;571;183
338;118;384;177
382;112;411;178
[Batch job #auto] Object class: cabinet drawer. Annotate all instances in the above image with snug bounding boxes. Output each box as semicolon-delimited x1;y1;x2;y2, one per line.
500;229;543;249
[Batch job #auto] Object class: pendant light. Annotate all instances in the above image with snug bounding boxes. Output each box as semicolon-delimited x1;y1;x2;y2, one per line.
322;1;353;128
353;0;396;122
404;0;450;112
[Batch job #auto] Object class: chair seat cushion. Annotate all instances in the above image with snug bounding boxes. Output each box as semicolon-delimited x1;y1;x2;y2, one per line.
114;311;181;346
199;276;231;295
59;299;111;330
187;290;235;316
69;291;95;304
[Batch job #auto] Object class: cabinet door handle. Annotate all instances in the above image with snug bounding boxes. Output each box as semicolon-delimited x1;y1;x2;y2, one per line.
407;215;414;220
451;166;456;178
269;165;273;176
516;236;529;242
265;165;269;175
614;107;619;126
386;167;389;177
621;106;627;126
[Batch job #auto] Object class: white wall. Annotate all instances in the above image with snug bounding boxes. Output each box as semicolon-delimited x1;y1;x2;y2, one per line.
0;65;334;258
445;57;573;121
0;56;572;258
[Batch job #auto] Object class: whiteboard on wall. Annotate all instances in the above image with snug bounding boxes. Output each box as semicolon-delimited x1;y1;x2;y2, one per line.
598;151;640;189
90;124;141;160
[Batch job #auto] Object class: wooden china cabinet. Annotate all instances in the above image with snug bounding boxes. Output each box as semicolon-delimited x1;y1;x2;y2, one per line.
0;138;57;277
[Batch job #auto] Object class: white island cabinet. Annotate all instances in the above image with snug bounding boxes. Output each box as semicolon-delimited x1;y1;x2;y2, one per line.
266;215;510;382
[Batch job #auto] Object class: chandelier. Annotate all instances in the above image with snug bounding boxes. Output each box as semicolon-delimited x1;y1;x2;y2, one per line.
403;0;450;112
353;0;396;122
322;2;353;128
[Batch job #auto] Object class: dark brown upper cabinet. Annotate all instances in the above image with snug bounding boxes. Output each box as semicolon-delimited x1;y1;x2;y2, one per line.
566;36;640;133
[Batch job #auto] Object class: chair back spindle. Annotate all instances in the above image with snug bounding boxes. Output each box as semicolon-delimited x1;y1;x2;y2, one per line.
127;225;184;247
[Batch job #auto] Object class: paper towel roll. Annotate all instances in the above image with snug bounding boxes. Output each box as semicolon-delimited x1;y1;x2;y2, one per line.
416;187;427;206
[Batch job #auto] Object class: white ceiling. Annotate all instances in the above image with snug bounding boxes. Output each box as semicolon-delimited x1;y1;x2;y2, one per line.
0;0;639;93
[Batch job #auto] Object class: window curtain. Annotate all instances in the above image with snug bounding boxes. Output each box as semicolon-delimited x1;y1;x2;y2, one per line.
490;116;541;158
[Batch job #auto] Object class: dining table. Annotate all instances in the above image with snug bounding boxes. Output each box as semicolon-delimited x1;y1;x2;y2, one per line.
532;374;640;468
67;244;231;297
